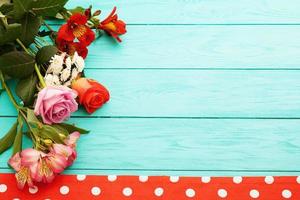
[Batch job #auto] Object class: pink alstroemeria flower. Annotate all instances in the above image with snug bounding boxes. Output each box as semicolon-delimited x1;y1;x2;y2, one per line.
21;148;68;183
8;132;80;189
8;153;35;189
51;132;80;166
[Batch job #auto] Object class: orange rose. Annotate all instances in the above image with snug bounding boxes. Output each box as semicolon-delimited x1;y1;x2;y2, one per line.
71;78;110;114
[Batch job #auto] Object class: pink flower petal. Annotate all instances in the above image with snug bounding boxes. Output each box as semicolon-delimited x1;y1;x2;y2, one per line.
21;149;42;167
65;131;80;147
8;153;21;171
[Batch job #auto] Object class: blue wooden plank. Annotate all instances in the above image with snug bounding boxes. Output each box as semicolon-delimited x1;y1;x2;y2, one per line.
47;25;300;69
2;70;300;118
0;117;299;175
51;0;300;24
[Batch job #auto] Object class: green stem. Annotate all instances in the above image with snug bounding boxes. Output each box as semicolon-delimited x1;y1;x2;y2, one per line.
35;64;46;88
16;39;47;88
0;71;20;110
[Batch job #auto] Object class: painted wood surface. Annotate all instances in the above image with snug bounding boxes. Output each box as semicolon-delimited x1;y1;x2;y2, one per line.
1;0;300;177
1;118;300;176
49;25;300;69
48;0;300;24
2;70;300;118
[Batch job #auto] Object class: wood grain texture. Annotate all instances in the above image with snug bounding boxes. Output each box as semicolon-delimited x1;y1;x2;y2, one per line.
48;25;300;69
49;0;300;24
2;70;300;118
1;118;300;175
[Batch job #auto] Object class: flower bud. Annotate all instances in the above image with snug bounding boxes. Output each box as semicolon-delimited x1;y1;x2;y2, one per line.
59;133;67;140
43;139;53;146
93;10;101;16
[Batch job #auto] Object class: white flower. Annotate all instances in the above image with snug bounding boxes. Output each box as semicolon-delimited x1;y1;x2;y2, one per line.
52;75;60;85
72;52;85;72
65;57;72;70
44;74;61;86
71;69;79;80
63;80;71;87
44;74;54;86
49;63;63;75
71;52;79;64
61;68;71;82
50;54;64;67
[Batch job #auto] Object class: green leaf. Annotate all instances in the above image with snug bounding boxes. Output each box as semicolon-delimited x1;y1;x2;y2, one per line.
69;6;85;14
39;125;65;143
36;45;58;65
31;0;68;17
12;118;23;155
0;23;22;45
52;124;69;137
16;73;37;106
59;123;90;134
13;0;32;19
19;13;42;47
0;122;18;155
0;3;14;15
13;0;68;18
0;51;35;78
0;43;16;56
26;108;40;126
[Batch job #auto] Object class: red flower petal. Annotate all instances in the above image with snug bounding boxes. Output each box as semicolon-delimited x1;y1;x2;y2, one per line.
74;42;88;59
57;24;75;42
78;27;95;46
68;13;88;26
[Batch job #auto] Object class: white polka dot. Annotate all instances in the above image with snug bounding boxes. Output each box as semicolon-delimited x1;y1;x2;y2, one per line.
185;188;195;198
91;187;101;196
60;186;69;195
264;176;274;184
12;198;20;200
296;176;300;184
154;187;164;197
170;176;179;183
282;189;292;199
139;176;148;182
108;175;117;182
201;176;211;183
249;189;259;199
0;184;7;193
123;187;133;196
77;174;86;181
233;176;243;184
29;186;38;194
218;189;227;198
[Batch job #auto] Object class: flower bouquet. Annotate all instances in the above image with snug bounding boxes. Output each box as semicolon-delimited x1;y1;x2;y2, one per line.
0;0;126;189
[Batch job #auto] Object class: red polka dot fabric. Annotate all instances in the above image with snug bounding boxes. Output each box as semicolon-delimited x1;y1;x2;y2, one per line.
0;174;300;199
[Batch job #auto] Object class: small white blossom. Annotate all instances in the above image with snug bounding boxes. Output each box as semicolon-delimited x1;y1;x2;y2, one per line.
49;63;63;75
71;52;79;64
50;54;64;67
71;69;79;80
44;74;54;86
72;52;85;72
63;80;71;87
52;75;60;85
61;68;71;82
65;57;72;70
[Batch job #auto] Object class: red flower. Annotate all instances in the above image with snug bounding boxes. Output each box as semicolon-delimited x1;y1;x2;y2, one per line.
56;38;88;59
72;78;110;114
98;7;126;42
57;13;95;46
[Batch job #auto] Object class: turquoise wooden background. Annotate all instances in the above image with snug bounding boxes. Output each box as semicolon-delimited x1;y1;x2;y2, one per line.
1;0;300;176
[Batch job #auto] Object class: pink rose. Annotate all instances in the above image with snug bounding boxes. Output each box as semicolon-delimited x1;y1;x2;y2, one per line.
34;86;78;124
